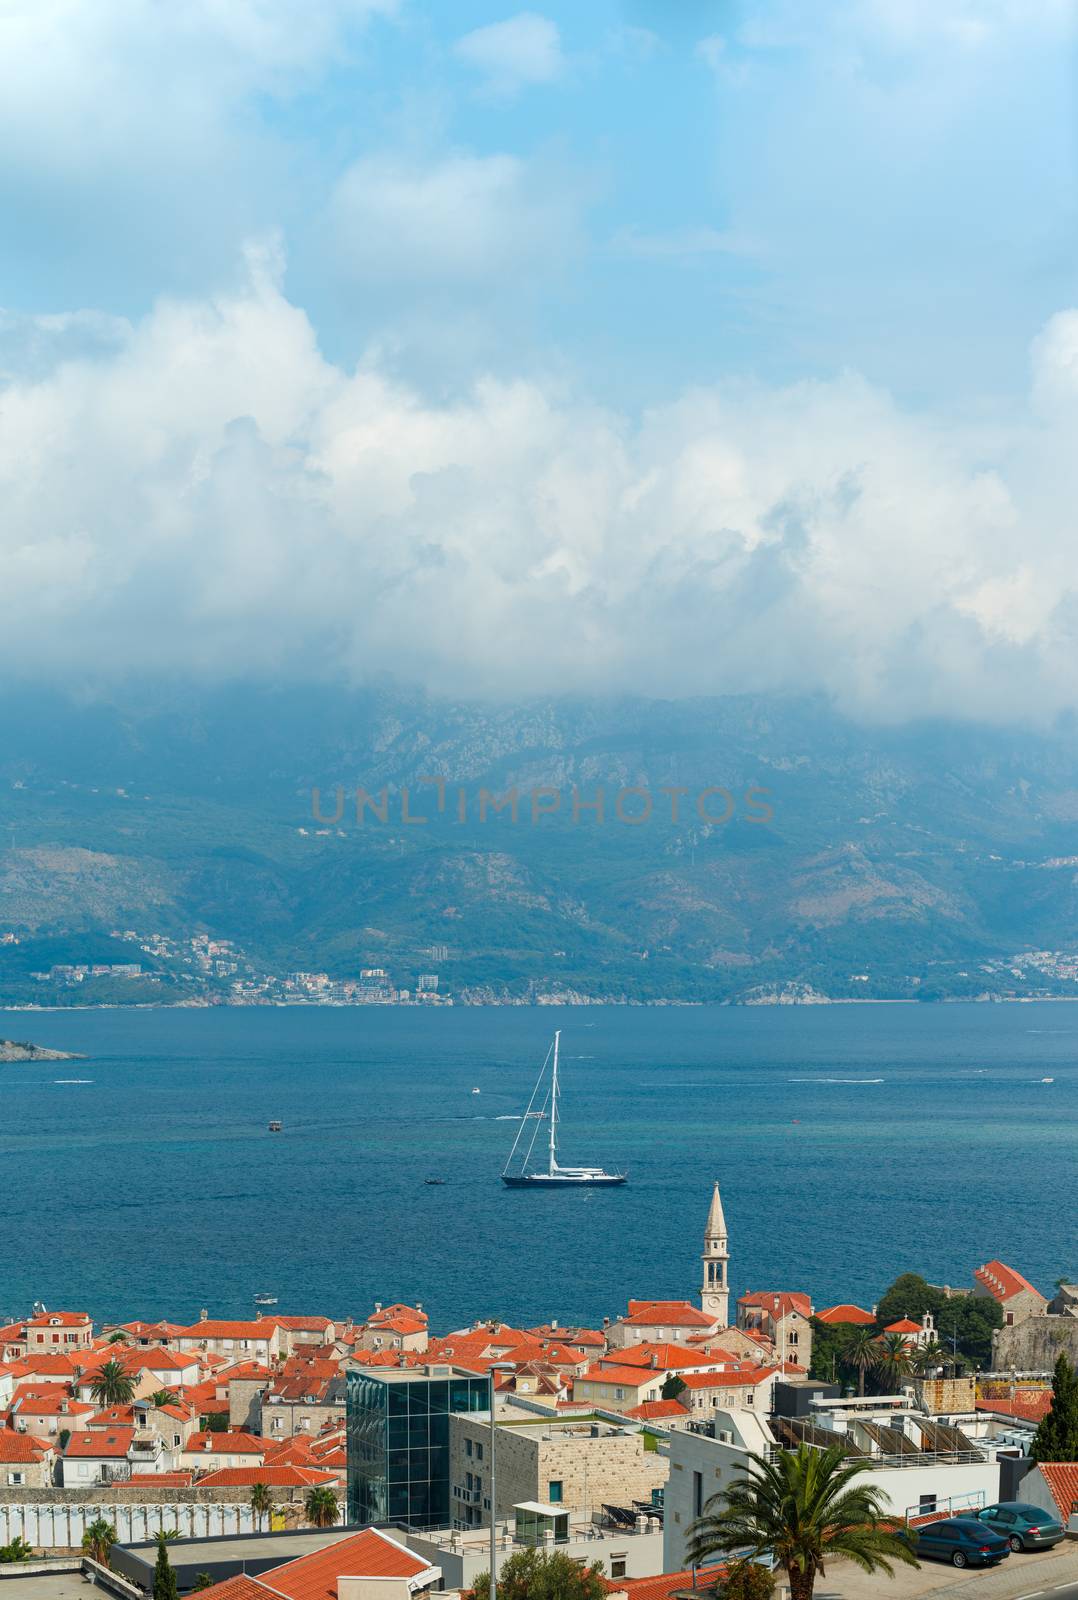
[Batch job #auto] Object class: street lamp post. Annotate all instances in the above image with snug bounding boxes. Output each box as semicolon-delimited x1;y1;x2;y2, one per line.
488;1363;515;1600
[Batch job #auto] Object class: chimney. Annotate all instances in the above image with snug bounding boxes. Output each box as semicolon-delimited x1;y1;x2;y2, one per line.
415;1303;423;1314
375;1302;382;1314
200;1309;208;1322
603;1317;610;1329
551;1318;558;1330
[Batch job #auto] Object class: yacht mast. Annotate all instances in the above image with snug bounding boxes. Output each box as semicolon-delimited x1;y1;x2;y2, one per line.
548;1029;560;1174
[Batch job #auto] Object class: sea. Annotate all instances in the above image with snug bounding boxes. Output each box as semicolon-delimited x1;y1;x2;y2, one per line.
0;1002;1075;1333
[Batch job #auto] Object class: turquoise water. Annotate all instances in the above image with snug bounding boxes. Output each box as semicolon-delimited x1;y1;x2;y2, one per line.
0;1003;1074;1329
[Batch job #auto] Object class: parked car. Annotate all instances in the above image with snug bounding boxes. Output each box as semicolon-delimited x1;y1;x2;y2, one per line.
976;1502;1065;1551
916;1517;1010;1568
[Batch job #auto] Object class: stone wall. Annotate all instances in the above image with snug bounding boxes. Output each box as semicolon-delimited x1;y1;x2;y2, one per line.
993;1315;1078;1370
448;1418;667;1523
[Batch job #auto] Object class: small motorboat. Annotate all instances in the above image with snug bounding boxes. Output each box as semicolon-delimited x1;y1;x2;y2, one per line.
254;1293;278;1306
471;1087;481;1095
268;1120;282;1132
424;1178;446;1186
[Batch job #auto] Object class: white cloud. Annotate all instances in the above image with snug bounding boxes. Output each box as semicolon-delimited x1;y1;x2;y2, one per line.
329;152;580;285
2;252;1078;723
453;13;565;98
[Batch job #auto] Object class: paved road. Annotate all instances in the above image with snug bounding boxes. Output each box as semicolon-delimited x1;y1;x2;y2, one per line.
810;1539;1078;1600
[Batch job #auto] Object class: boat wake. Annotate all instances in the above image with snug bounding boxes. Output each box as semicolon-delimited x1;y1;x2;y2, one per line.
787;1076;885;1084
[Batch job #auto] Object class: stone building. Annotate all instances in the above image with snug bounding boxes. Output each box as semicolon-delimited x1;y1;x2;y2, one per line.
447;1412;668;1527
973;1261;1047;1328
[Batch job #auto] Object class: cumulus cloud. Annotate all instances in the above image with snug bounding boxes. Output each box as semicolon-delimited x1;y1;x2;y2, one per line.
453;13;565;98
2;249;1077;723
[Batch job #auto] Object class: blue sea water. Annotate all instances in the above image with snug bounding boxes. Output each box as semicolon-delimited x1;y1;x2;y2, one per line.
0;1003;1075;1332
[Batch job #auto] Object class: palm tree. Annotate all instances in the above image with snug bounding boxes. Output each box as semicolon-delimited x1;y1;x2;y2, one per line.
845;1327;878;1398
874;1333;913;1389
82;1518;119;1566
147;1389;180;1408
303;1487;340;1528
912;1342;945;1377
90;1359;136;1406
250;1481;274;1532
686;1442;919;1600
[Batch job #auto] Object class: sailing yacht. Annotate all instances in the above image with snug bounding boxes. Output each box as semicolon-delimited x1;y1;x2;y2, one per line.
501;1030;627;1187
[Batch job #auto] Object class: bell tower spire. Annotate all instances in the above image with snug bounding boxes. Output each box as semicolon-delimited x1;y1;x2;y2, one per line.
701;1180;730;1326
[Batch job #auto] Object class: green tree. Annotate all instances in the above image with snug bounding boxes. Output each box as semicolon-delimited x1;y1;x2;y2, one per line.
845;1329;879;1399
472;1548;608;1600
721;1561;775;1600
303;1487;340;1528
250;1481;274;1532
1031;1354;1078;1463
661;1373;688;1401
90;1359;136;1406
873;1333;913;1389
685;1442;919;1600
204;1411;229;1433
107;1332;129;1344
82;1518;119;1566
153;1531;180;1600
874;1275;942;1329
148;1389;180;1408
941;1297;1002;1368
194;1575;215;1591
0;1537;35;1564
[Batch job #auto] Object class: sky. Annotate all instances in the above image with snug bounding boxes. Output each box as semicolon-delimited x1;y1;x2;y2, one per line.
1;0;1077;722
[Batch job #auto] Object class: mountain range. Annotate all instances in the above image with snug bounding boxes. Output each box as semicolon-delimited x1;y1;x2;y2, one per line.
3;685;1078;1004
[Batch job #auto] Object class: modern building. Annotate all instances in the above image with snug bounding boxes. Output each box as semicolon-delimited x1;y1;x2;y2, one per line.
448;1410;668;1525
346;1363;491;1530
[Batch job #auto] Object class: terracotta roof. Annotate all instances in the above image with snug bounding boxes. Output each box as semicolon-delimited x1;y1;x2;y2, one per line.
603;1566;727;1600
177;1320;278;1339
367;1304;428;1328
0;1431;54;1461
679;1365;776;1389
273;1316;334;1332
884;1319;922;1334
26;1312;91;1329
738;1292;812;1320
577;1364;655;1388
612;1343;723;1371
973;1261;1044;1304
12;1391;93;1418
1037;1463;1078;1522
191;1578;267;1600
624;1399;691;1420
130;1471;196;1486
196;1465;340;1488
975;1394;1052;1422
816;1304;875;1325
622;1301;716;1329
528;1325;605;1347
185;1430;266;1455
64;1427;134;1458
197;1528;433;1600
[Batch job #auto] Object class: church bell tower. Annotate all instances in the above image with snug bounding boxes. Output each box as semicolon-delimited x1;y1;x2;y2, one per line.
701;1180;730;1326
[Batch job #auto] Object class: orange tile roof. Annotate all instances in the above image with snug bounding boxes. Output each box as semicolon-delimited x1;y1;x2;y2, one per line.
679;1365;776;1389
26;1312;91;1328
975;1394;1052;1421
186;1430;265;1455
196;1465;340;1488
973;1261;1044;1304
624;1399;691;1420
528;1325;606;1347
623;1301;716;1328
1037;1463;1078;1522
577;1364;656;1388
613;1343;723;1371
0;1431;54;1461
603;1566;727;1600
64;1427;134;1458
177;1320;278;1339
197;1528;432;1600
273;1316;334;1332
738;1291;812;1319
816;1304;875;1325
884;1319;922;1334
130;1471;195;1486
367;1304;428;1328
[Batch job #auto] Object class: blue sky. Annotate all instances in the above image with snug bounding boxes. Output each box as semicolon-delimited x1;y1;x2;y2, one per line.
1;0;1077;717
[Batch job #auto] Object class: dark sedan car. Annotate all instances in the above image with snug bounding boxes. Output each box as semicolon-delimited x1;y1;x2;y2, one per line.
916;1517;1010;1568
976;1502;1065;1551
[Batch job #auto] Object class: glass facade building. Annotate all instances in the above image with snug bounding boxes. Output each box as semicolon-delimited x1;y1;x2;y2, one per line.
347;1365;492;1530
